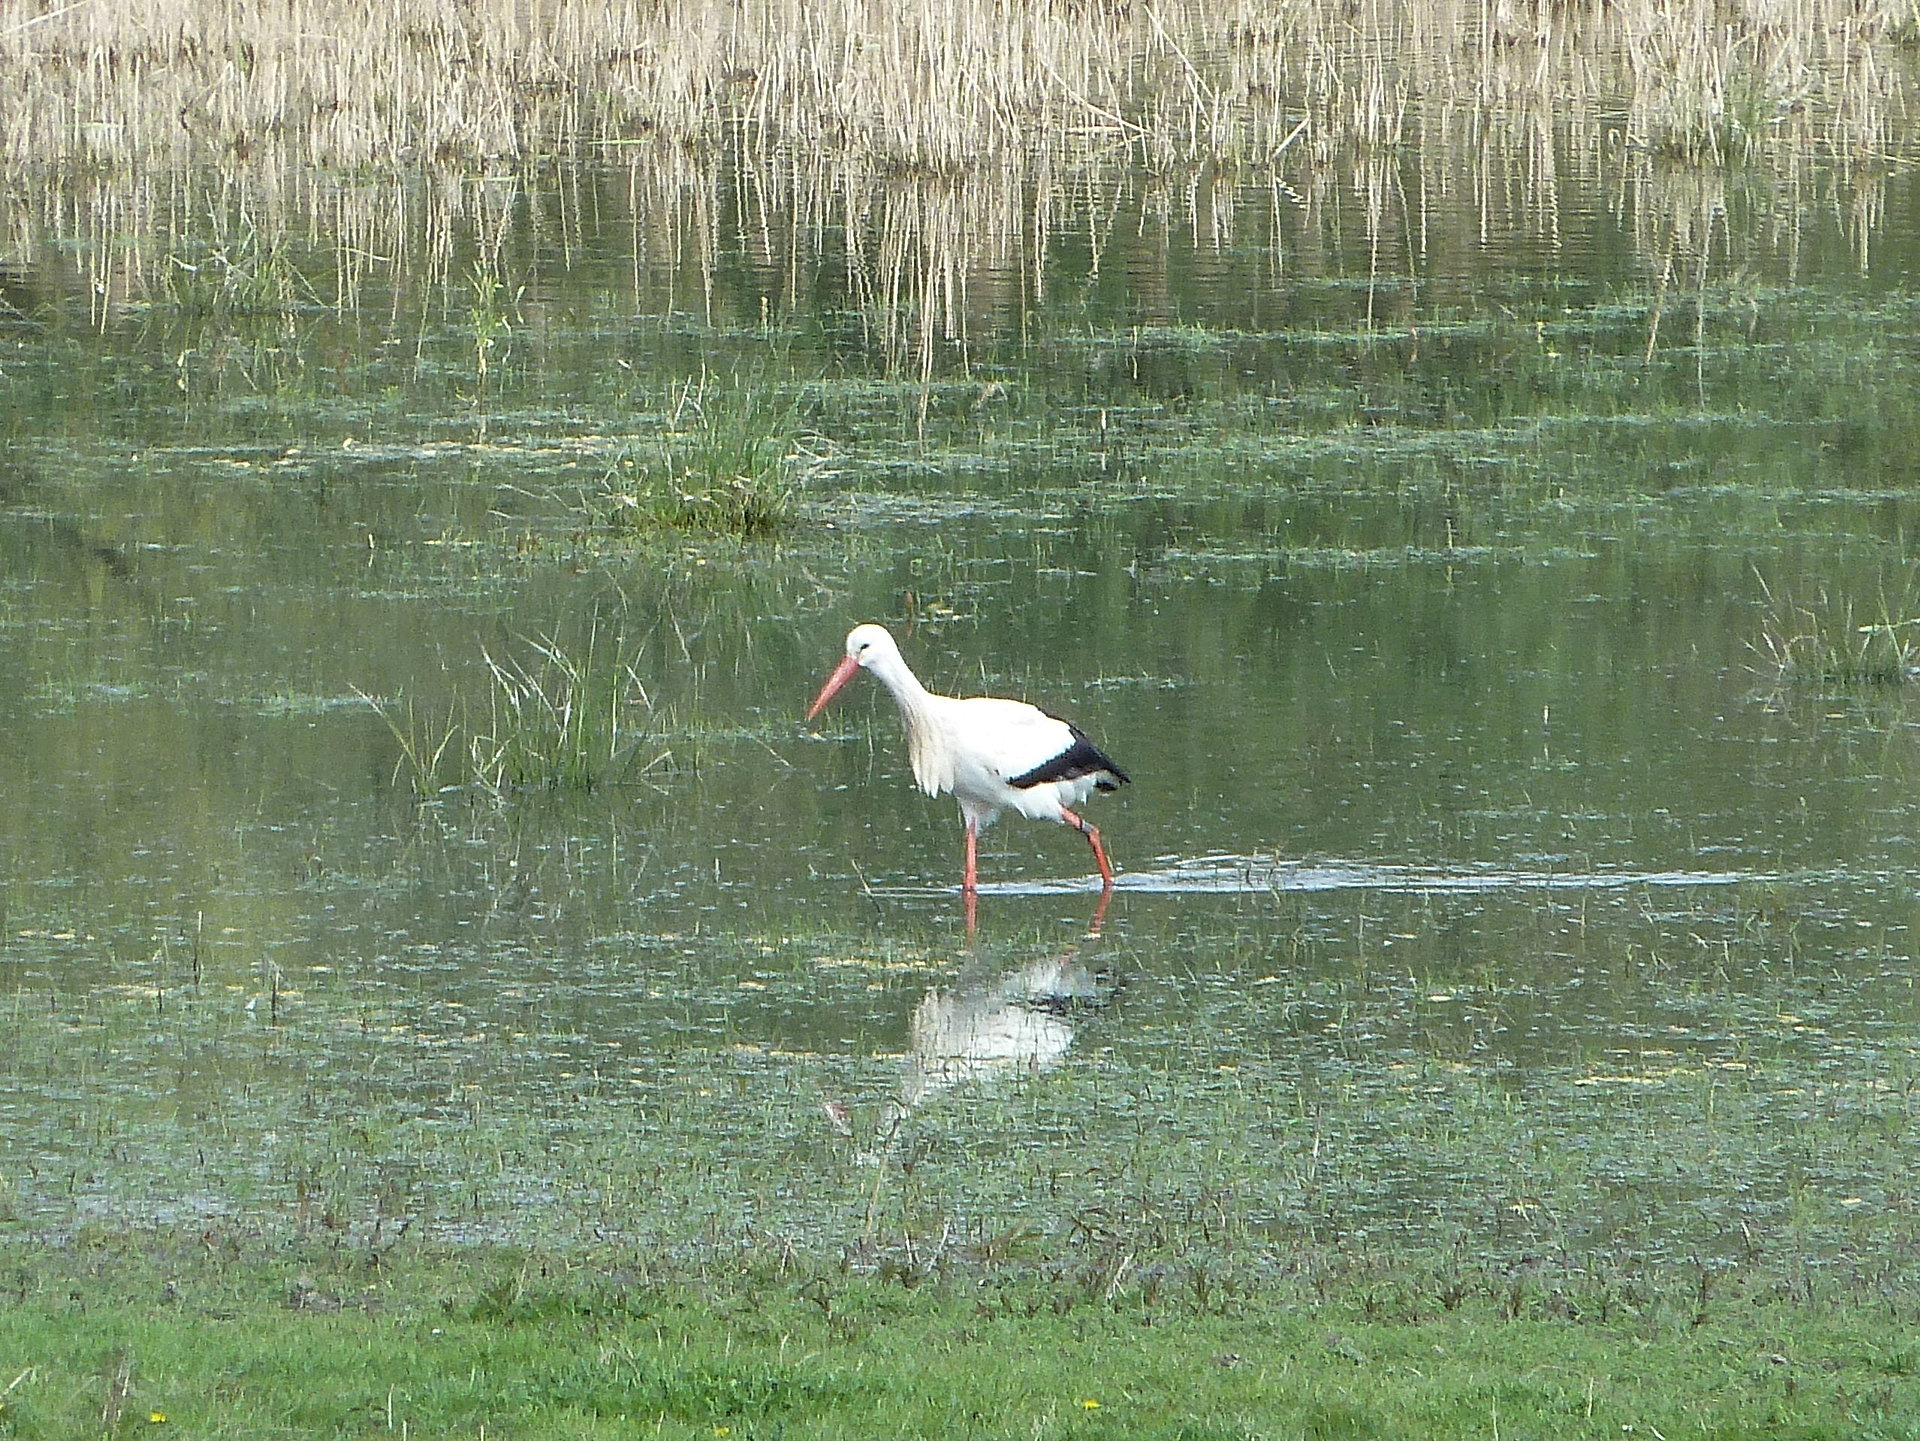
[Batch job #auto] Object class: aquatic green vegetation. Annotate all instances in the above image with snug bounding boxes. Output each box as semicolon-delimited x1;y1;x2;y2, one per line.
12;28;1920;1433
158;224;323;319
462;259;518;404
470;626;660;794
4;893;1914;1271
356;627;659;797
356;686;464;796
579;382;813;539
1753;571;1920;689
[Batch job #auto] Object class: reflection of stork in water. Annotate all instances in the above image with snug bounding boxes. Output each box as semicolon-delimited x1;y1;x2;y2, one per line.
805;624;1128;928
824;899;1121;1158
897;947;1113;1110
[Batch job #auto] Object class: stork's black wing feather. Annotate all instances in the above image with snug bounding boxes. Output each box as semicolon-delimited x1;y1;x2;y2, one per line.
1006;721;1130;791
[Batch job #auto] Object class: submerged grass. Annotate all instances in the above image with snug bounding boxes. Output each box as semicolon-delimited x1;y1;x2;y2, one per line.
9;19;1920;1434
353;686;463;796
6;895;1915;1279
159;222;322;319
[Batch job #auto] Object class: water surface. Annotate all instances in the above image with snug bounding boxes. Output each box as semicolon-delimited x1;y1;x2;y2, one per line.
3;139;1919;1274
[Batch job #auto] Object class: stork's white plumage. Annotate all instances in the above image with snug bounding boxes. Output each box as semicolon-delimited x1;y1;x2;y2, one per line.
805;623;1129;894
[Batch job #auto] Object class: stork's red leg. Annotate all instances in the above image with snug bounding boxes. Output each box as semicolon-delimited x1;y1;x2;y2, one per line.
959;820;982;934
1059;807;1115;890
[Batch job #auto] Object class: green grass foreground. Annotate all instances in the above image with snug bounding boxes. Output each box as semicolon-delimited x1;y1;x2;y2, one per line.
1;1239;1916;1440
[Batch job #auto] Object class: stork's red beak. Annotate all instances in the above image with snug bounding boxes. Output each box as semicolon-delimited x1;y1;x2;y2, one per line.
805;653;860;721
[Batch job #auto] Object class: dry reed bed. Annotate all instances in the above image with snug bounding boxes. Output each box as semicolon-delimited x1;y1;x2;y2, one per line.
1;0;1917;336
1;0;1911;168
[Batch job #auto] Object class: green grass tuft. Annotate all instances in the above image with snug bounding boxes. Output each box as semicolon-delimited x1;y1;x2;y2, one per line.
1752;571;1920;689
160;222;323;317
582;381;812;538
469;624;655;793
353;685;463;797
358;624;661;798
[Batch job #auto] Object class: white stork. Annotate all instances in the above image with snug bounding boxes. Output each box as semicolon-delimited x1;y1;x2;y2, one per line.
804;623;1129;894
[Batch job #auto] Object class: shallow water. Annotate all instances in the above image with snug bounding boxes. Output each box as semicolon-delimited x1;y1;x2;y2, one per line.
3;141;1920;1267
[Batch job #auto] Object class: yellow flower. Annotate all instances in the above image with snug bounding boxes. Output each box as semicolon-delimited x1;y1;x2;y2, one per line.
148;1413;168;1425
1081;1398;1101;1410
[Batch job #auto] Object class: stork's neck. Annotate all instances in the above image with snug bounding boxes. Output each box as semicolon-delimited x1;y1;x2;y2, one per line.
869;647;939;728
865;641;955;799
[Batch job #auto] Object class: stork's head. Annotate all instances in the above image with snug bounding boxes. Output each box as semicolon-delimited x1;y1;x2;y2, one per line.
805;624;899;720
